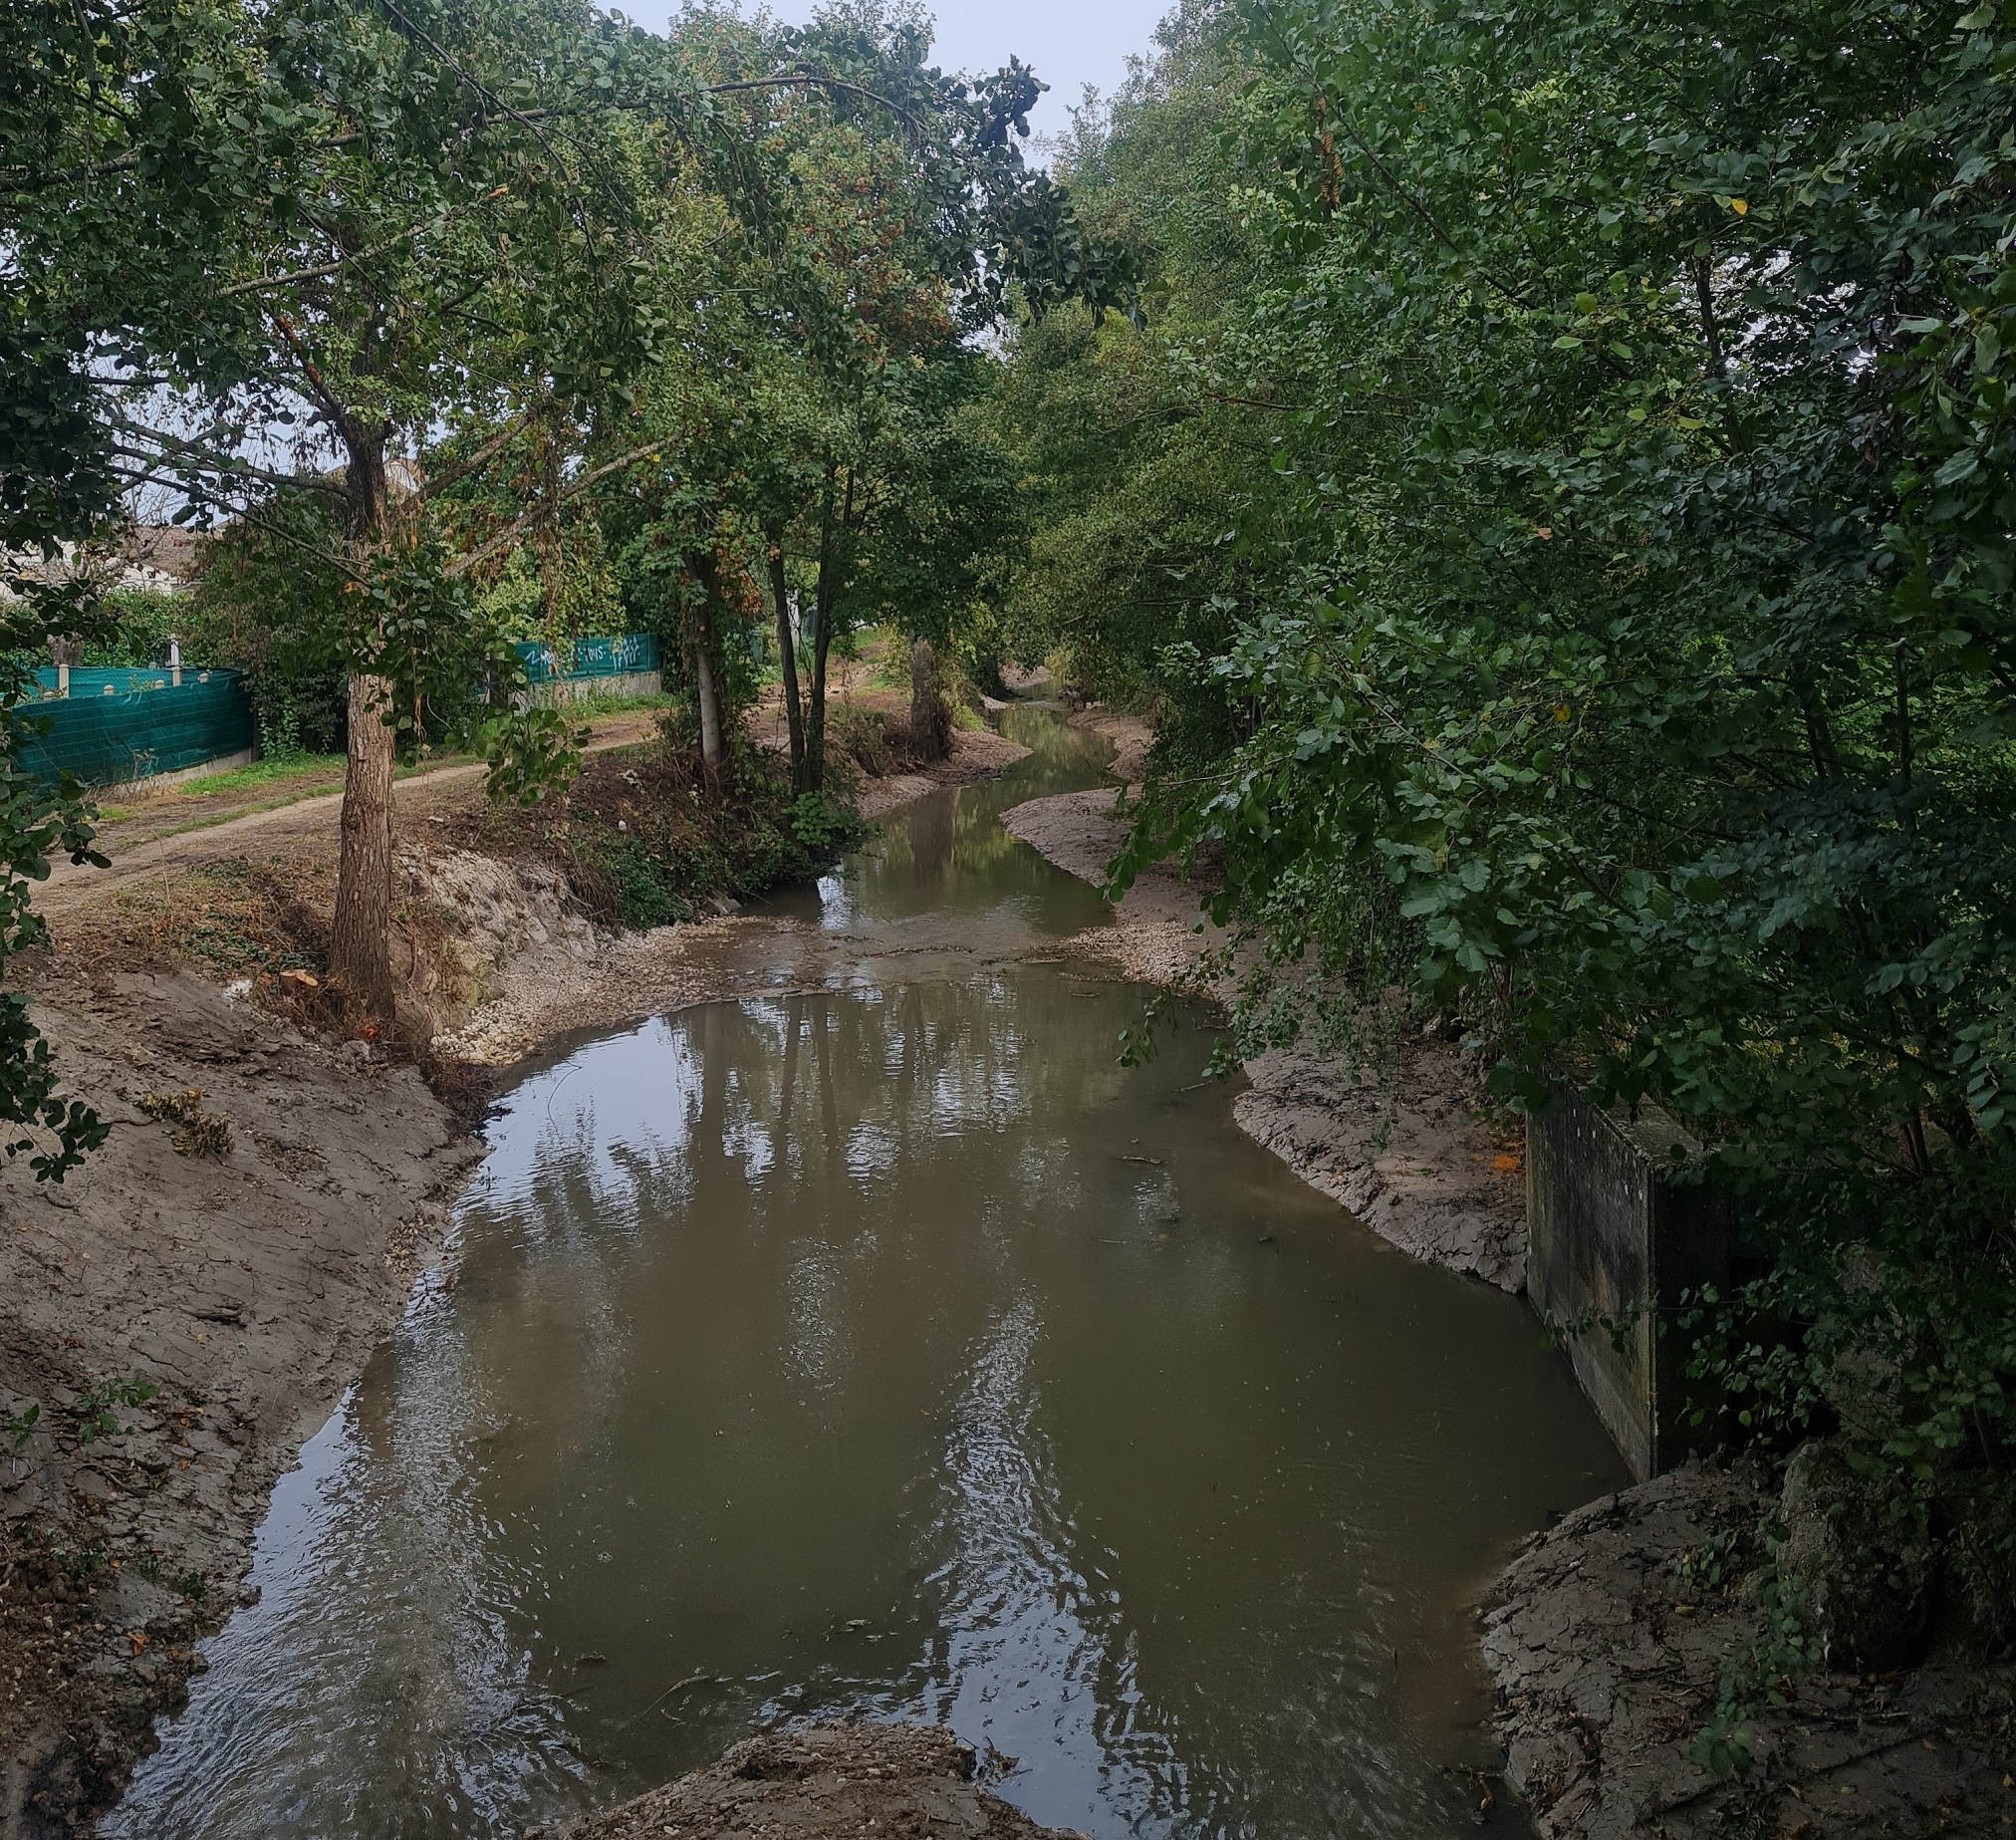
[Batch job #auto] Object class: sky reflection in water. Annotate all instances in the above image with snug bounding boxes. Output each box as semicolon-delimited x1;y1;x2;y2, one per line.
108;714;1626;1840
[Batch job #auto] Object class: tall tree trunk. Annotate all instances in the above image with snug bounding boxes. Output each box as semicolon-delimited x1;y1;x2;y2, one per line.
689;557;727;794
807;465;839;793
909;637;943;764
694;629;724;790
765;524;806;793
328;424;397;1022
329;670;397;1019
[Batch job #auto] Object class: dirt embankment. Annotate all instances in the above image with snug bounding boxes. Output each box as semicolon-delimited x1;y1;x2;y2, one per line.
0;713;1041;1835
0;970;477;1835
1484;1464;2014;1838
855;724;1030;821
1001;714;1526;1292
539;1724;1081;1840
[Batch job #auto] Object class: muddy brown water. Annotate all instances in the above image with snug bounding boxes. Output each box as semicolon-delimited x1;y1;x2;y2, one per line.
106;707;1627;1840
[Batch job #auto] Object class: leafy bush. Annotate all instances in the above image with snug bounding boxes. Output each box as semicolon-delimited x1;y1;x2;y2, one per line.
562;739;864;930
79;588;181;668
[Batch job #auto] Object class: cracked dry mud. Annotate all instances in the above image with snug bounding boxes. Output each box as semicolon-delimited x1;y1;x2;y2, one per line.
1484;1463;2015;1838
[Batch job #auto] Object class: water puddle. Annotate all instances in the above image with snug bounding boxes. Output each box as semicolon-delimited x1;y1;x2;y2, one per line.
108;706;1627;1839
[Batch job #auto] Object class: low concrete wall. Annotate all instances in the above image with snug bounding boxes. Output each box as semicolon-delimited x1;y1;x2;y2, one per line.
103;746;258;799
1527;1087;1727;1480
521;669;661;710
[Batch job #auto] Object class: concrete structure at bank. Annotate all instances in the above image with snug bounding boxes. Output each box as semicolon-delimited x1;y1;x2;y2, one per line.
1526;1087;1729;1480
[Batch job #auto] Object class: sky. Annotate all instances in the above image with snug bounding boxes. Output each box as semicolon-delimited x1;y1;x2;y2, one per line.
612;1;1175;140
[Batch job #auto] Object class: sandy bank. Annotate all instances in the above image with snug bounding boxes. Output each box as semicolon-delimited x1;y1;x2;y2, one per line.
539;1723;1081;1840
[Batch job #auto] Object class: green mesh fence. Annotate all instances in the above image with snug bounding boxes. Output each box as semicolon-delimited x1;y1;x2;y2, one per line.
14;667;255;789
513;633;661;684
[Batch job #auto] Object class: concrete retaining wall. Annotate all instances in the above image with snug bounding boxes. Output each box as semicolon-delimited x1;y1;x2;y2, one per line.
521;669;661;710
1526;1086;1727;1480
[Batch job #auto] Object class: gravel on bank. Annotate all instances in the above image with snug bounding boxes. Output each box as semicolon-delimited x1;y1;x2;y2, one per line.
538;1723;1083;1840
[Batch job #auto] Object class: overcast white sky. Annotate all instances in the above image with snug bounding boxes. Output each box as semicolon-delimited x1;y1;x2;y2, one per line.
612;1;1175;138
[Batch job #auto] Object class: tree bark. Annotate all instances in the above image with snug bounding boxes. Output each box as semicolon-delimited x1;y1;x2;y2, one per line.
1691;256;1727;380
766;526;807;793
329;669;397;1019
327;420;398;1021
694;626;724;789
807;465;839;793
689;556;727;794
908;637;943;764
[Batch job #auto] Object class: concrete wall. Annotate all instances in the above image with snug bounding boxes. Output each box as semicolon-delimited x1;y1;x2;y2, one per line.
1527;1086;1727;1480
520;669;661;710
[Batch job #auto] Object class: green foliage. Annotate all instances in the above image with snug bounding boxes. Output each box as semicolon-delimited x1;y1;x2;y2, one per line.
73;1377;157;1446
568;743;864;929
0;587;111;1181
999;0;2016;1751
79;589;183;668
1692;1562;1823;1779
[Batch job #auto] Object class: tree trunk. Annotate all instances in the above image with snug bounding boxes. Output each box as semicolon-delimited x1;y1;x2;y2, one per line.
329;669;397;1020
327;422;397;1021
689;560;726;794
807;465;839;793
908;637;943;764
694;630;724;790
766;526;806;793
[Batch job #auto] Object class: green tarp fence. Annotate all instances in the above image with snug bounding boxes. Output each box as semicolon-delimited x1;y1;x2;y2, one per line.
14;667;255;789
513;633;660;685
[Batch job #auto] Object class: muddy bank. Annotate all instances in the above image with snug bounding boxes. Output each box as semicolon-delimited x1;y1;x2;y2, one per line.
1484;1462;2014;1838
0;969;476;1835
854;723;1030;821
1001;755;1525;1292
1008;714;2008;1835
538;1724;1081;1840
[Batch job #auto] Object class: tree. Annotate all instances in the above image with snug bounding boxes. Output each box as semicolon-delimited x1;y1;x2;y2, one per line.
1004;0;2016;1710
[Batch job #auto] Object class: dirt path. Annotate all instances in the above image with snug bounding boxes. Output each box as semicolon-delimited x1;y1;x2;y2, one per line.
40;711;661;920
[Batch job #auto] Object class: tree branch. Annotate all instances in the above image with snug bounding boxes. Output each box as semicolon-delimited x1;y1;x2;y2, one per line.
443;438;663;578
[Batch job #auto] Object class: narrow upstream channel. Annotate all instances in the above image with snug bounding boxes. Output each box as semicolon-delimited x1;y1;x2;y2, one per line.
107;707;1627;1840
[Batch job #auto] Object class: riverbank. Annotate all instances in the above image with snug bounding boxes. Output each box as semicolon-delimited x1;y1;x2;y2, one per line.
0;721;1034;1834
1484;1462;2014;1837
1001;720;1525;1293
1007;710;2016;1839
0;970;478;1834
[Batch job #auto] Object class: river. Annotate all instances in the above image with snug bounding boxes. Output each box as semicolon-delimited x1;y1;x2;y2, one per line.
106;705;1626;1840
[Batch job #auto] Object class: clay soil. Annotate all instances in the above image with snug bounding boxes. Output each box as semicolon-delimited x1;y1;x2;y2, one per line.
0;705;1039;1837
1485;1464;2015;1838
538;1724;1081;1840
0;969;477;1835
